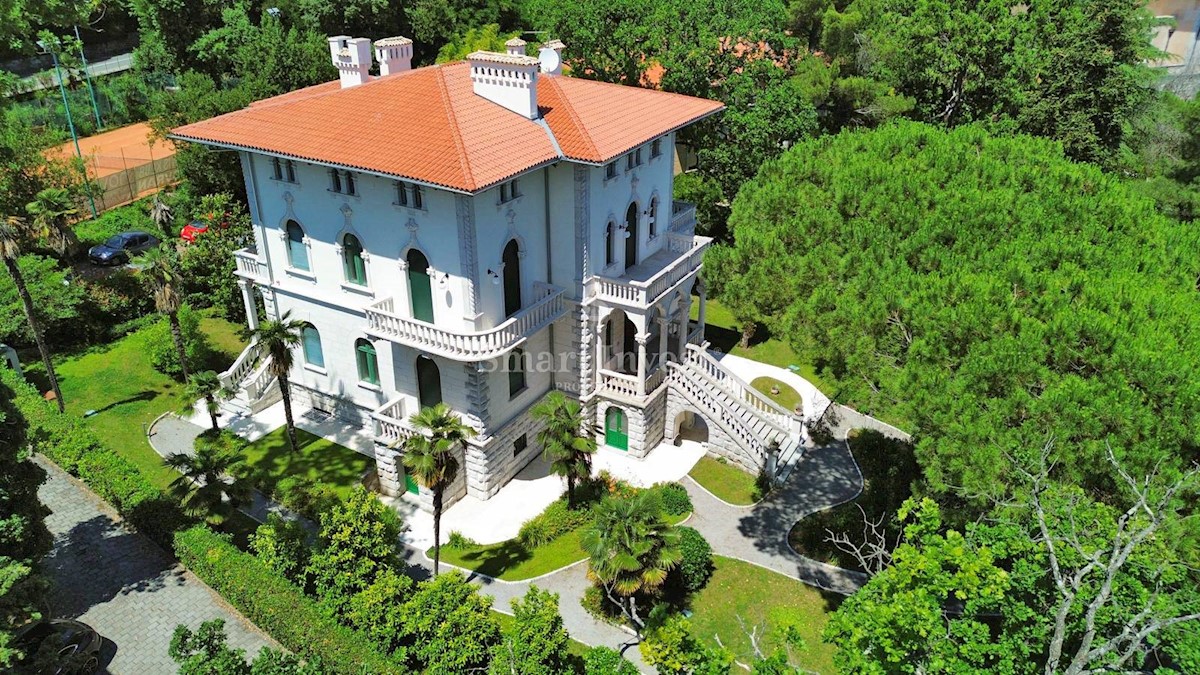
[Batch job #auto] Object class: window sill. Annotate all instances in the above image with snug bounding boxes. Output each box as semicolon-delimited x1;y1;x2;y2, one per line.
286;267;316;281
508;385;528;401
357;381;382;393
393;202;427;212
328;189;360;199
303;363;327;375
497;194;524;208
341;282;374;297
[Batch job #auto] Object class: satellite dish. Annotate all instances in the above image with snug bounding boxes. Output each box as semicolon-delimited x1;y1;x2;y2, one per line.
539;47;561;74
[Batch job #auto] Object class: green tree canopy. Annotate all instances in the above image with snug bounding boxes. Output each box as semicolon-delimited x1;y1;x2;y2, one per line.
712;122;1200;500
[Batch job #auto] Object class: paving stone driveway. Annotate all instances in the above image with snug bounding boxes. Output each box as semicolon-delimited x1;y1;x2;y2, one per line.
36;457;276;674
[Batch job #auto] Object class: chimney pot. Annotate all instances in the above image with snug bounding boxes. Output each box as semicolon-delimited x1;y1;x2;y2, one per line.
504;37;527;57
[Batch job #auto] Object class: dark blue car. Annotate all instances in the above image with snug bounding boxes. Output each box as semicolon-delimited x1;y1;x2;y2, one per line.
87;231;159;266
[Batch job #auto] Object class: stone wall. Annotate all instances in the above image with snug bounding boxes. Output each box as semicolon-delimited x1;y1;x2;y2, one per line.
665;385;762;474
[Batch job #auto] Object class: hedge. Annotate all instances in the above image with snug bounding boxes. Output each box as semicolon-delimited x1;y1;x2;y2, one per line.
0;368;189;546
174;525;400;673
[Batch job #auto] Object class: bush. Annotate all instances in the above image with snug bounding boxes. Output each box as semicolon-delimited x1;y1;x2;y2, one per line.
517;499;590;549
174;525;398;673
583;646;640;675
79;271;155;341
250;514;312;585
674;527;714;594
654;483;692;517
0;254;87;348
271;475;340;521
307;487;404;619
73;202;160;248
145;303;213;378
345;568;414;659
446;531;479;550
400;571;499;673
178;193;252;320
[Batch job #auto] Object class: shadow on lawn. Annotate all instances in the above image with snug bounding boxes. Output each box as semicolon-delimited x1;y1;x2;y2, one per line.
238;430;370;496
449;540;536;581
87;390;160;415
703;321;778;354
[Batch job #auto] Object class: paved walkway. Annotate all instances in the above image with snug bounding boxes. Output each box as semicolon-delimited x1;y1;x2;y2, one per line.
36;457;276;674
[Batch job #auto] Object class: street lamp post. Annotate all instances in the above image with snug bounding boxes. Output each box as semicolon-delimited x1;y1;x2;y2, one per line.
74;25;103;131
39;38;99;218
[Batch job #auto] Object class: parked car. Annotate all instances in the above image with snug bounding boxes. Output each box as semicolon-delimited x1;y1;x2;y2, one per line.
11;619;102;674
87;231;159;266
179;219;208;243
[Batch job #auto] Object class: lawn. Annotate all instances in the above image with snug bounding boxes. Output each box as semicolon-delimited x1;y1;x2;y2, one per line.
688;456;762;505
750;376;802;413
690;557;838;673
693;298;831;394
238;427;373;500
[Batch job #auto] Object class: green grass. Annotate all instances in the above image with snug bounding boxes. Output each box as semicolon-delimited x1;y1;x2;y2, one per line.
436;527;589;581
239;427;374;500
688;456;762;505
690;557;838;674
693;299;831;393
750;376;802;413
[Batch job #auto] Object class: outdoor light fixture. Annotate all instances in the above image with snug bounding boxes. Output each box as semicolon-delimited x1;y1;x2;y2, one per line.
486;269;501;284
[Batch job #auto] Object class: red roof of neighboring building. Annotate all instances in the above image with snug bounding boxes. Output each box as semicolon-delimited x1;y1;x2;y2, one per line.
171;61;723;193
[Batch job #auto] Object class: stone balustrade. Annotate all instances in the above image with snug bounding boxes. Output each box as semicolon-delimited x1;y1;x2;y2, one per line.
597;368;641;400
233;247;267;282
588;233;711;308
370;395;413;446
365;283;566;361
670;200;697;235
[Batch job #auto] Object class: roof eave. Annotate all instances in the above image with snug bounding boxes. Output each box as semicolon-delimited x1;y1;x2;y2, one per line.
565;104;726;165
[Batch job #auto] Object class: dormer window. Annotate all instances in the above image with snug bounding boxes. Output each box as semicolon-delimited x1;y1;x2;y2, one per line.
330;170;356;195
651;139;662;159
605;162;617;180
499;179;520;204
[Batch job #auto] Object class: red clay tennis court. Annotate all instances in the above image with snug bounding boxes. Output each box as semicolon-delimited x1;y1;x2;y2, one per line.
47;122;177;210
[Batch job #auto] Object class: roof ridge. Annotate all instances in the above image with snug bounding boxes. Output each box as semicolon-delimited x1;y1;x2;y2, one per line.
544;76;600;160
435;66;477;190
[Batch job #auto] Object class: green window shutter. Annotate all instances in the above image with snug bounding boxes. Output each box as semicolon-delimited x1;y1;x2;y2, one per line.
356;339;378;384
343;235;366;285
410;269;434;322
302;325;323;367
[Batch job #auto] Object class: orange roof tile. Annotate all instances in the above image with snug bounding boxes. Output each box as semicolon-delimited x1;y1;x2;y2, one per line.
171;61;723;193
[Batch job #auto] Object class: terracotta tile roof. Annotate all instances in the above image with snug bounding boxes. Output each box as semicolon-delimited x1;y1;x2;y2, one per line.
171;61;723;193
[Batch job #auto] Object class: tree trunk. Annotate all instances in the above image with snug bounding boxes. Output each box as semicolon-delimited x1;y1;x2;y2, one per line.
168;310;190;382
432;485;443;576
4;257;64;412
205;394;219;431
738;320;757;349
566;475;575;508
279;378;299;455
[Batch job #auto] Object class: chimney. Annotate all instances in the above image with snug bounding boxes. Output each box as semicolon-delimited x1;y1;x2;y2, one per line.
328;36;372;88
374;36;413;76
539;39;565;75
505;37;527;57
467;51;541;119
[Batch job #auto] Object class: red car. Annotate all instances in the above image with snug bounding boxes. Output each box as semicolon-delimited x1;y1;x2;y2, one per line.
179;220;209;243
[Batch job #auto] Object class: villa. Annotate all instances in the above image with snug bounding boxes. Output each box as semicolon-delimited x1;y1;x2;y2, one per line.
171;35;807;510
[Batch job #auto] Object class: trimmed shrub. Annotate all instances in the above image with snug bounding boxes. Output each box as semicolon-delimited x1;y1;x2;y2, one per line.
174;525;399;673
674;526;714;593
271;475;339;521
250;514;312;585
446;531;479;550
655;483;692;517
517;499;590;549
145;303;213;379
583;646;640;675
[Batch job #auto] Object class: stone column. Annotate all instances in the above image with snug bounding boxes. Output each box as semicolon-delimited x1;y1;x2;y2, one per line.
374;442;402;496
395;258;411;317
238;279;259;331
636;332;648;395
579;306;594;395
657;315;669;370
696;282;707;342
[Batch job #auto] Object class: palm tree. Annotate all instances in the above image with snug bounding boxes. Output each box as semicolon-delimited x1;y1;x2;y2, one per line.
581;491;682;636
0;216;64;412
401;402;475;575
149;195;173;232
532;391;596;507
251;312;305;454
25;187;82;259
182;370;232;432
137;244;189;381
165;440;252;520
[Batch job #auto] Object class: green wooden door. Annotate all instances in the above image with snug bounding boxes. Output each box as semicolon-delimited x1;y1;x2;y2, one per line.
404;471;420;495
409;268;434;322
605;407;628;451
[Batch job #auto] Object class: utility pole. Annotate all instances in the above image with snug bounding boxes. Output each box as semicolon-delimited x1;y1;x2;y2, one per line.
74;25;103;130
40;38;99;218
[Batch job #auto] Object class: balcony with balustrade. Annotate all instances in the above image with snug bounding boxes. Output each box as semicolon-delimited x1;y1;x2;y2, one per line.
365;282;567;362
586;231;710;310
233;247;268;284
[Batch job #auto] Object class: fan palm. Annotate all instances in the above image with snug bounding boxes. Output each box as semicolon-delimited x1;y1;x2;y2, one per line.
0;216;64;411
400;402;475;575
532;391;596;507
250;312;305;454
581;491;681;635
165;441;252;520
25;187;82;259
182;370;232;432
137;244;190;381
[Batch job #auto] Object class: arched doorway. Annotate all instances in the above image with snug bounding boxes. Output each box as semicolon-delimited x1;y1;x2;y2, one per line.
624;203;638;271
672;410;709;445
502;239;521;317
416;355;442;409
407;249;434;323
605;407;628;450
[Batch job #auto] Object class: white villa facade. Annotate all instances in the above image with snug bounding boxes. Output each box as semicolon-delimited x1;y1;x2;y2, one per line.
174;36;806;509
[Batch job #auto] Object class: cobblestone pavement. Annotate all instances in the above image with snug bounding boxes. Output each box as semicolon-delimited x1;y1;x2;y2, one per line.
36;457;276;674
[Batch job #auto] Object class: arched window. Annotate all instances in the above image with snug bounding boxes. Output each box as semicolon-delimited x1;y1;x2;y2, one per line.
416;355;442;409
285;220;308;271
648;197;658;239
342;233;366;286
301;324;323;367
502;239;521;317
508;348;526;397
605;221;617;266
406;249;434;323
624;203;638;271
355;338;378;384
